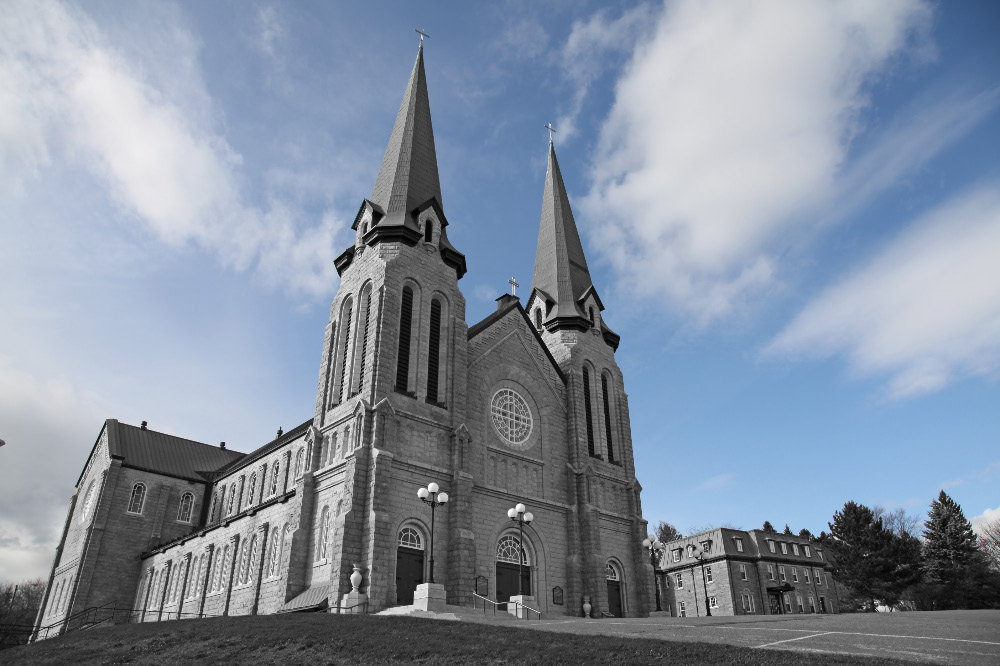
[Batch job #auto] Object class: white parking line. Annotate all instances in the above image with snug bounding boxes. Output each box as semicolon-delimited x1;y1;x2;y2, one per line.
755;632;834;648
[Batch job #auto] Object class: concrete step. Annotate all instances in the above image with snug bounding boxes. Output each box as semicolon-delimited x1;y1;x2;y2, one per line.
375;603;522;622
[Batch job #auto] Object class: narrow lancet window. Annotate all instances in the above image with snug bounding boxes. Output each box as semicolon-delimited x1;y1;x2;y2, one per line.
396;287;414;392
357;289;372;394
339;301;353;403
424;220;432;242
582;368;596;458
426;298;441;402
601;374;616;463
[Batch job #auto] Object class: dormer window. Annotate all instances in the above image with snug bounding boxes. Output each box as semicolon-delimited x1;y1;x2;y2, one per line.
424;220;432;242
534;309;542;331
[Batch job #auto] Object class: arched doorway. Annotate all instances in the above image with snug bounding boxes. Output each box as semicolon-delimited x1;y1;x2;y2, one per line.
606;562;623;617
396;527;424;605
495;534;530;609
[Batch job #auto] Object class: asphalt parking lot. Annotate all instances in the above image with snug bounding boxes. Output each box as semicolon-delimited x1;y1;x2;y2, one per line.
491;610;1000;665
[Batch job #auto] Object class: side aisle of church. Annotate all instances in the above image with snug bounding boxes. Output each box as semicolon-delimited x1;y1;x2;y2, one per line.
34;42;655;638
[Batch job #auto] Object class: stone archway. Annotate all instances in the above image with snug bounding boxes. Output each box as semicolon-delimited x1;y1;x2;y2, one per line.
495;534;530;609
395;526;425;605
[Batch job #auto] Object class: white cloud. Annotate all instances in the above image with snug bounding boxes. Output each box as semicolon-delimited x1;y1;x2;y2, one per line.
971;505;1000;532
768;183;1000;398
0;1;346;299
582;0;934;322
253;5;285;62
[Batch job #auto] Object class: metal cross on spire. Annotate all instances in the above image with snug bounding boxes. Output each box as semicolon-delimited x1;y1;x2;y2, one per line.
415;28;430;46
544;123;556;144
508;277;519;296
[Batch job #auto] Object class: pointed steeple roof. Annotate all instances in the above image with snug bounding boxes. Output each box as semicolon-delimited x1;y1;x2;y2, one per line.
530;141;594;325
369;42;442;227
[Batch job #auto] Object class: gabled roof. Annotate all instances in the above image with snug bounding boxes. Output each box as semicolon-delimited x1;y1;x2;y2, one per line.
530;141;594;326
105;420;245;483
468;299;566;384
369;42;442;231
213;418;312;479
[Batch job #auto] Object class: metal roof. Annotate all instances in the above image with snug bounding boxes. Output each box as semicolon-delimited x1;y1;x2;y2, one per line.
107;420;245;482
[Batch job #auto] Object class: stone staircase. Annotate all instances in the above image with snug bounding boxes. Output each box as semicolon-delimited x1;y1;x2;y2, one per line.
375;603;522;623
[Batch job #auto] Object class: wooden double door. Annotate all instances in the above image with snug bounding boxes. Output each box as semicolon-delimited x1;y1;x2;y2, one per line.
495;562;531;609
396;547;424;605
606;580;623;617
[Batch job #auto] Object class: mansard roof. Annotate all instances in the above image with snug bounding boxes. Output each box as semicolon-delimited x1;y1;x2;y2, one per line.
98;420;246;484
530;142;594;325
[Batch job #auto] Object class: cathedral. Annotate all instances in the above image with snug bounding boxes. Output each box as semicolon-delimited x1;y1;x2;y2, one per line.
34;43;654;635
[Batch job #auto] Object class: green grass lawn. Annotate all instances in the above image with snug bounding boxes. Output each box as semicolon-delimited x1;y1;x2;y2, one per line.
6;613;913;665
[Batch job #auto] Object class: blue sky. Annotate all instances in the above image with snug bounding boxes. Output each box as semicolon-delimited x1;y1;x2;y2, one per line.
1;0;998;581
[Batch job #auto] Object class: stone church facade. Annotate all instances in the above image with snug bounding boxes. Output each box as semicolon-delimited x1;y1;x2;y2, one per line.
34;44;654;636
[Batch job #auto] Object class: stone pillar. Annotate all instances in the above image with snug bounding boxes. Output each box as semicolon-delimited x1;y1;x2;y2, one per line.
446;469;476;607
198;544;214;618
177;552;192;618
156;561;173;622
223;534;240;616
251;523;269;615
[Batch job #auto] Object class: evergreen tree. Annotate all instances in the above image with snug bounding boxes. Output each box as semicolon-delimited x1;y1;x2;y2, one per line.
799;528;814;539
655;521;682;544
827;501;896;611
922;491;980;608
783;524;793;535
762;521;776;533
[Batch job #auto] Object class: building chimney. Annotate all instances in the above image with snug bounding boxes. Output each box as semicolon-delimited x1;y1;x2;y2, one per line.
220;441;226;449
495;293;519;311
141;421;148;430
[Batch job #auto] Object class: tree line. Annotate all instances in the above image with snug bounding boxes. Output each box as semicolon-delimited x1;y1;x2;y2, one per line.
652;490;1000;611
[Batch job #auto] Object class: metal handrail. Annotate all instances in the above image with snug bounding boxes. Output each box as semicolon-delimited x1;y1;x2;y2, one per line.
509;599;541;620
339;600;369;615
472;592;498;615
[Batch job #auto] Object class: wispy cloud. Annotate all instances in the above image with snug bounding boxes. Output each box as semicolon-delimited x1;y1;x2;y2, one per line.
970;505;1000;532
582;0;937;323
936;460;1000;492
0;1;347;299
767;183;1000;398
695;473;735;491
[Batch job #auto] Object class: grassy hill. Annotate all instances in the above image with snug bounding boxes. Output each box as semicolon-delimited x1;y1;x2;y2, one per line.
6;612;909;665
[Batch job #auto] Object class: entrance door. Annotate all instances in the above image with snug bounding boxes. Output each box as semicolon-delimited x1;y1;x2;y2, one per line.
606;580;623;617
819;596;826;613
768;593;783;615
496;562;530;609
396;546;424;605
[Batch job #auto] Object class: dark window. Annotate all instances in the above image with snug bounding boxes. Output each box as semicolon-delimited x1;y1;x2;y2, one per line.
589;307;594;325
601;375;615;462
357;290;373;394
583;368;596;457
426;299;441;402
424;220;432;242
339;301;353;402
534;309;542;331
396;287;414;392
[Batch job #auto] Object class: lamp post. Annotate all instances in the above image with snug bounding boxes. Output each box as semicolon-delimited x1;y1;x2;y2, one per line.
641;535;664;611
506;503;534;595
691;543;711;616
417;482;449;584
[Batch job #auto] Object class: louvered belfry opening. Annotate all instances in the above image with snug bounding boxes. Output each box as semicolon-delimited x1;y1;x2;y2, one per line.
601;374;615;463
356;290;372;395
426;298;441;402
583;367;596;457
396;286;414;392
338;301;353;403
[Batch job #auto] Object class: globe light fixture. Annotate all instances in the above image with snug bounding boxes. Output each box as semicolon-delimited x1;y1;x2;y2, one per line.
691;542;712;617
508;503;533;596
641;534;665;611
417;482;449;583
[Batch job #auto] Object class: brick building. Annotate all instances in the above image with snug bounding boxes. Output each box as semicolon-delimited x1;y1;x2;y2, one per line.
34;42;655;637
657;528;841;618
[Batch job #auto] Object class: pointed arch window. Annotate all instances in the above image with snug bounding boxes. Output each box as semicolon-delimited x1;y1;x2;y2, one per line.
294;448;304;479
267;527;281;577
426;298;442;402
352;287;374;396
338;299;354;403
128;483;146;514
227;484;237;516
582;368;596;458
269;462;281;497
246;473;257;509
177;492;194;523
534;309;542;331
317;506;331;560
396;286;414;392
601;374;616;463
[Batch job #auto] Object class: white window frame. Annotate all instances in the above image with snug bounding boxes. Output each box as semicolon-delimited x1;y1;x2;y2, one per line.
815;568;823;585
792;543;800;556
672;549;681;563
804;569;811;583
780;542;788;555
804;545;812;557
792;567;798;583
127;483;146;514
779;565;786;582
741;592;755;613
796;594;804;612
735;538;744;552
783;593;792;613
701;540;712;554
176;492;194;523
675;573;683;588
767;564;774;580
739;563;747;580
678;600;686;617
767;540;776;553
709;595;718;609
706;565;713;583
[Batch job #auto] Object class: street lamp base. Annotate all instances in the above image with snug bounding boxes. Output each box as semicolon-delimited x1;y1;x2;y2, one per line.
508;594;536;619
413;582;447;612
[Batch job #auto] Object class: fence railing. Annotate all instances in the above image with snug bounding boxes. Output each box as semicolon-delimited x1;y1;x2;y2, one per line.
509;599;541;620
338;600;369;615
472;593;499;616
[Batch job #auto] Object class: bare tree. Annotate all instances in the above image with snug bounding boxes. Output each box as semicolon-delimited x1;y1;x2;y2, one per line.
0;579;46;649
686;521;743;535
977;517;1000;570
873;506;922;537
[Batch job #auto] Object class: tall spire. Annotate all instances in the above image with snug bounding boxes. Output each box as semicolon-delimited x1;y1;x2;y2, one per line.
370;41;442;223
530;141;594;326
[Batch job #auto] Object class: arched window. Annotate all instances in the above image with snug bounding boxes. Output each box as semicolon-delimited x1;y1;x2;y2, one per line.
241;534;258;585
238;539;251;585
246;474;257;509
606;562;620;581
424;219;432;242
534;309;542;331
398;527;422;549
177;492;194;523
426;298;442;402
280;524;291;571
317;506;331;560
269;462;280;497
80;481;95;524
344;426;351;453
396;286;414;392
294;449;304;478
330;433;339;463
267;527;280;577
582;368;596;458
128;483;146;514
227;484;237;516
338;298;354;403
601;374;616;463
211;486;223;521
496;535;528;565
353;287;373;395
